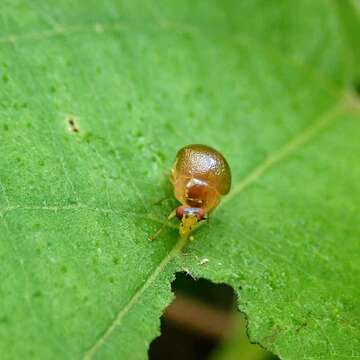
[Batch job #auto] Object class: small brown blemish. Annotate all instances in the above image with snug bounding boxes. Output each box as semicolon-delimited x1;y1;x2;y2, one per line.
67;117;80;133
262;325;281;345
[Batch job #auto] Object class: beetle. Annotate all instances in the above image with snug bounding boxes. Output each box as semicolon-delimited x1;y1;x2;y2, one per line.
150;144;231;239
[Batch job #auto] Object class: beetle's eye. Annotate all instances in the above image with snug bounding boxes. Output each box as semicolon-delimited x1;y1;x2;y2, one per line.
196;208;206;221
176;206;185;220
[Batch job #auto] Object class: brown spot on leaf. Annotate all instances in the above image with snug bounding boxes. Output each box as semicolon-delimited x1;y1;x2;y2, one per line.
262;325;281;346
66;116;80;133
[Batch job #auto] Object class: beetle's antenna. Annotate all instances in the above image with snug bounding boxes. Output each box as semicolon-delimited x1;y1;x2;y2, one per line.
149;210;176;241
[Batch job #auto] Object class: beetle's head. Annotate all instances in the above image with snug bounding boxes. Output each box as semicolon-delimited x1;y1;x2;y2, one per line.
176;206;206;237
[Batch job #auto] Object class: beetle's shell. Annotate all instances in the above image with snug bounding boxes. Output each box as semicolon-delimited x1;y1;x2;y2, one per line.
172;144;231;212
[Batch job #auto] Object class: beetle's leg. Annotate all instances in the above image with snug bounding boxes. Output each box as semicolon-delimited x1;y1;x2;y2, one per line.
153;169;174;205
149;209;176;241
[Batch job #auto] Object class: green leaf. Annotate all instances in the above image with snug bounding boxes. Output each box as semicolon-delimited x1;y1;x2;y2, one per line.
1;1;359;359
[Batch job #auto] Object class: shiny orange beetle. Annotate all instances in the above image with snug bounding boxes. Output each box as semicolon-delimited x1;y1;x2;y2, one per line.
151;144;231;239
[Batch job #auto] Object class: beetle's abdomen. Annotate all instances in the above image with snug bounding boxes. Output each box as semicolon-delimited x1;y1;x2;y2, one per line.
173;144;231;195
171;144;231;213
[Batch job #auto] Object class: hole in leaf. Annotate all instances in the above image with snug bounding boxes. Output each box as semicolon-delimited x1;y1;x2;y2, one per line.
149;272;279;360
